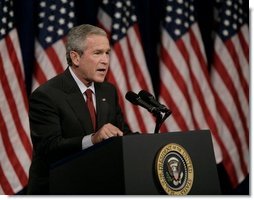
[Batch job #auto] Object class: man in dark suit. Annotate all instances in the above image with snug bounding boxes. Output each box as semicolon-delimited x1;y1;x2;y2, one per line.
27;24;132;194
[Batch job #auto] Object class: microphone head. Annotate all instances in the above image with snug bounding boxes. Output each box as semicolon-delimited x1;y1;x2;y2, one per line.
125;91;139;105
138;90;154;101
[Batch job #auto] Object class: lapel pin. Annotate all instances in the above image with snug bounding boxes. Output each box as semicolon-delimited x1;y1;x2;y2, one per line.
102;98;106;102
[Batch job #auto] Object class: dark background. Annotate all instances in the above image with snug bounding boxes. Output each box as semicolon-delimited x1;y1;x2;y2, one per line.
13;0;249;194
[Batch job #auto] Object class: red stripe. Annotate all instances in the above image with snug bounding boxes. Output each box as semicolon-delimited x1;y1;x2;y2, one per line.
187;49;239;186
214;52;249;146
212;87;248;187
225;40;249;102
0;111;28;187
45;45;65;74
126;29;150;92
106;71;130;128
112;42;147;132
176;38;201;130
0;55;32;158
5;35;29;111
34;61;48;86
0;165;14;194
160;81;189;130
188;34;244;187
185;29;241;186
189;29;210;84
161;43;195;129
238;30;249;63
213;53;248;171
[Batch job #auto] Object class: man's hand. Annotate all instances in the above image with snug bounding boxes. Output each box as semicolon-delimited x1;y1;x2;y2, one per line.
91;123;123;144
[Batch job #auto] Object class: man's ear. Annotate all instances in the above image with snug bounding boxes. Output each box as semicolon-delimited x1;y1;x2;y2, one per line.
70;51;80;66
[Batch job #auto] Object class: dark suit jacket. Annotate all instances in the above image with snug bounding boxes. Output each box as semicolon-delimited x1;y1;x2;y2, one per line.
27;68;131;194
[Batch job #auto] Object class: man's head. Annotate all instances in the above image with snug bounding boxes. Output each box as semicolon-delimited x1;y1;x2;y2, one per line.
66;24;110;86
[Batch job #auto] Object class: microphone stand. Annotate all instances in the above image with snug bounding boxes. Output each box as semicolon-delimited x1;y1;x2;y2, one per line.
153;110;172;133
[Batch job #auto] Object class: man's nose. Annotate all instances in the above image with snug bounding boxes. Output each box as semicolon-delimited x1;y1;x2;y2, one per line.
101;53;109;63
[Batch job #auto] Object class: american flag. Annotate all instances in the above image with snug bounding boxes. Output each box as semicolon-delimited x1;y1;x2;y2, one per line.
158;0;225;168
0;0;32;194
32;0;76;90
210;0;249;187
97;0;155;133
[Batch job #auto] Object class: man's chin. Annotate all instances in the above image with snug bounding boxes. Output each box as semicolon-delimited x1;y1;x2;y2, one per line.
94;77;106;83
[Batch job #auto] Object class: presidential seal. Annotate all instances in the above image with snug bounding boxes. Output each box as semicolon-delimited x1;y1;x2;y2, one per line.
155;143;194;195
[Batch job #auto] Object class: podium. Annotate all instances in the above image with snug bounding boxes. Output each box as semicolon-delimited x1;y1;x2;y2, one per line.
49;130;221;195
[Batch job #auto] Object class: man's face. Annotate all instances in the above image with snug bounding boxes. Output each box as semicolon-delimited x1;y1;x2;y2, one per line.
71;34;110;86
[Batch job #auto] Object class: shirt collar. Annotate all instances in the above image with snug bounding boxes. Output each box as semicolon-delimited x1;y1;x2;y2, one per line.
69;67;95;94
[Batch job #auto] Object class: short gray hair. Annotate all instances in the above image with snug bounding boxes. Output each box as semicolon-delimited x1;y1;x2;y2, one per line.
65;24;107;66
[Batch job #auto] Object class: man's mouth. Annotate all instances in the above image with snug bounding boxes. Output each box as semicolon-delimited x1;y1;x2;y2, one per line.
97;68;106;72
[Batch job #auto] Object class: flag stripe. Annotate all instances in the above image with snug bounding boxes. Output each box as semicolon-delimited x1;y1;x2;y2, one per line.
0;55;32;158
212;86;248;184
213;51;249;145
33;61;48;86
108;49;146;131
32;0;75;90
161;38;196;129
5;33;28;111
225;40;249;101
239;26;249;61
111;43;148;132
98;1;155;133
0;111;27;186
45;45;66;74
0;165;14;194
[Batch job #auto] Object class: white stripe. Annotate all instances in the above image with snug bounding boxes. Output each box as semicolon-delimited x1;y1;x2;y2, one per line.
215;37;248;106
1;36;31;141
159;62;184;131
0;185;4;194
161;29;195;129
214;37;249;138
111;45;155;132
31;77;39;92
0;84;31;176
52;39;68;69
33;40;58;89
188;24;223;162
232;34;249;83
118;38;155;132
97;8;112;32
128;27;154;92
110;49;141;131
159;54;194;130
211;69;249;173
231;35;250;128
182;32;208;128
215;110;245;183
240;25;249;48
0;132;22;194
8;30;25;78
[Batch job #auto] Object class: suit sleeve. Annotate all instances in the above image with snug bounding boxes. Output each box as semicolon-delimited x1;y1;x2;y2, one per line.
29;89;83;163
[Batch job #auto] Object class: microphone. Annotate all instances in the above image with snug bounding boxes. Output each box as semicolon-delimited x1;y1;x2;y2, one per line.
125;91;160;115
138;90;170;112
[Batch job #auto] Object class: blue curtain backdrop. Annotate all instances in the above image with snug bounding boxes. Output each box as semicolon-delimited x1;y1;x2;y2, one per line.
13;0;249;194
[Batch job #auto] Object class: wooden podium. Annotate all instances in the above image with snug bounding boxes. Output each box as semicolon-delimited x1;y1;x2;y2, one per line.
49;130;221;195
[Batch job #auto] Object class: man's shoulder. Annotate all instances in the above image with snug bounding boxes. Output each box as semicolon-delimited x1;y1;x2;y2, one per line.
31;71;67;95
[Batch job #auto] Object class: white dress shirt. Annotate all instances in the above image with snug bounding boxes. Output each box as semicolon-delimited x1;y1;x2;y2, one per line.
69;67;95;150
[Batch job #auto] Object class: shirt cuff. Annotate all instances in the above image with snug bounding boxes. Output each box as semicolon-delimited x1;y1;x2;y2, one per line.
82;134;93;150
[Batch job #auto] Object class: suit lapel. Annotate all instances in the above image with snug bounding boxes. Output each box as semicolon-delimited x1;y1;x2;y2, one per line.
62;69;94;133
95;83;110;130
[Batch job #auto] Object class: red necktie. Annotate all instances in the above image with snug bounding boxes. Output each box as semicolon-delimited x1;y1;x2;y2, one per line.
85;89;96;131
